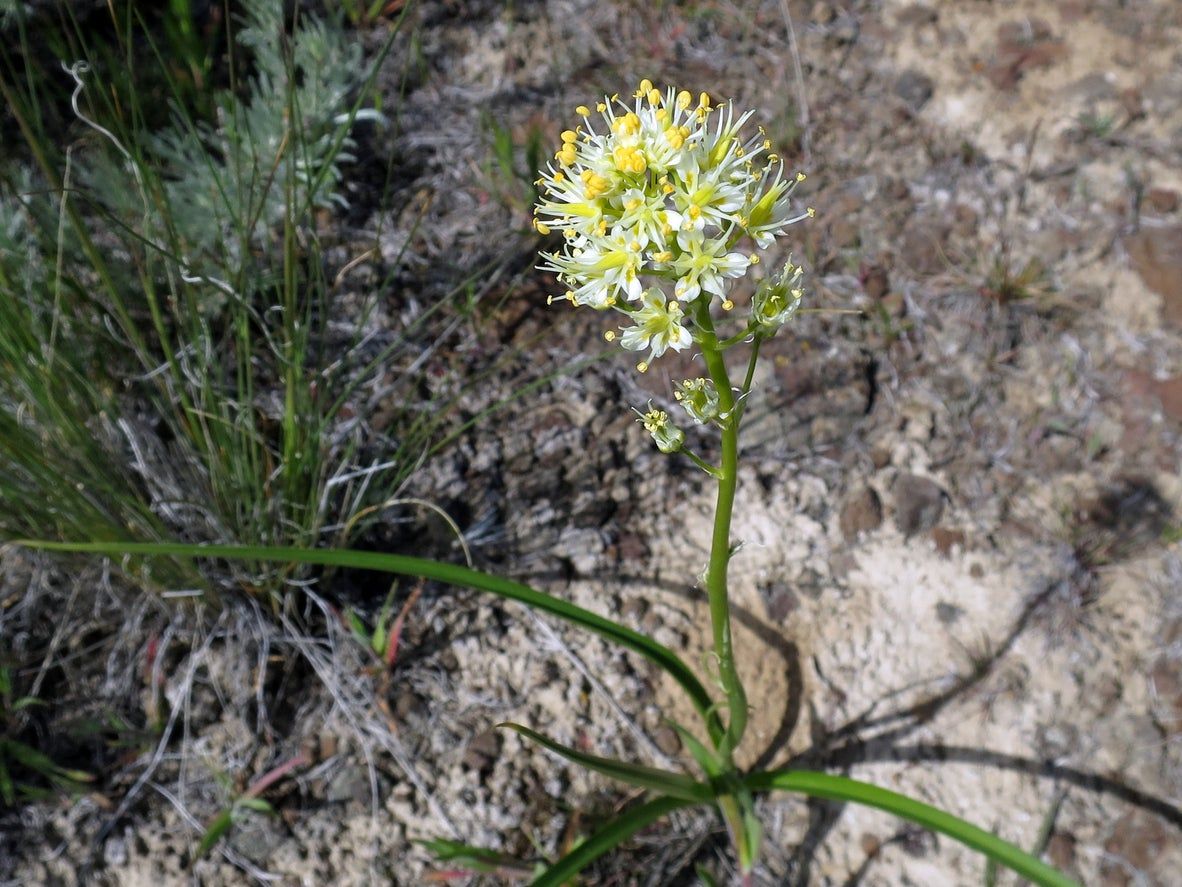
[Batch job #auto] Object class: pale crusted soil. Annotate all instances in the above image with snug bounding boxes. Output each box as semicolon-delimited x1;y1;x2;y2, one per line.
3;0;1182;885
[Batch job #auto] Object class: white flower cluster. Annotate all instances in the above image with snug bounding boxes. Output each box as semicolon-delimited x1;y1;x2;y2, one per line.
535;79;812;372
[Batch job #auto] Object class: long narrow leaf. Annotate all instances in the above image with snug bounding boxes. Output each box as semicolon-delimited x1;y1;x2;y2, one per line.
531;795;695;887
499;723;713;803
744;770;1078;887
14;540;721;741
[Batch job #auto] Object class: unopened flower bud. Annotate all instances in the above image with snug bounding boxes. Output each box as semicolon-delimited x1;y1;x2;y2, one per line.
638;408;685;454
752;259;805;332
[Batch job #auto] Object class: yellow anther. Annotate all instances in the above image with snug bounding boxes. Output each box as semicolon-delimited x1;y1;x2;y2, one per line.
679;125;691;138
722;299;735;311
767;153;779;163
796;172;807;182
629;240;641;251
624;198;641;211
575;105;591;116
534;219;551;235
763;139;772;149
698;92;711;110
688;204;702;220
647;87;661;106
596;101;607;113
561;130;578;143
653;251;672;263
637;78;653;96
553;171;564;182
807;206;816;217
655;107;669;123
676;90;691;109
750;254;760;264
637;361;649;373
791;288;803;298
660;222;672;235
604;330;616;341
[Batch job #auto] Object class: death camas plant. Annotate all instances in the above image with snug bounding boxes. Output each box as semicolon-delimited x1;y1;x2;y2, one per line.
19;81;1076;886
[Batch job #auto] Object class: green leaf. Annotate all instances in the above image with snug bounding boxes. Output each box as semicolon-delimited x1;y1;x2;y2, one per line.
531;795;694;887
745;770;1079;887
344;609;369;645
235;797;275;815
16;540;721;741
500;723;712;803
418;838;536;875
0;754;14;807
196;808;234;859
696;864;720;887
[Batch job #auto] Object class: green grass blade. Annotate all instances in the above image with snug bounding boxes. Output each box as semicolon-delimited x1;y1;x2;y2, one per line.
15;540;720;739
744;770;1078;887
499;723;712;803
530;795;695;887
195;808;234;859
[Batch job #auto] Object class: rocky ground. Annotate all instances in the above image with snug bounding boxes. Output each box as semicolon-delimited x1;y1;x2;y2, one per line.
3;0;1182;884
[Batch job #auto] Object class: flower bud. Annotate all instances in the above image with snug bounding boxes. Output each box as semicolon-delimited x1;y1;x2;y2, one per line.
752;259;805;332
639;408;685;454
674;378;722;425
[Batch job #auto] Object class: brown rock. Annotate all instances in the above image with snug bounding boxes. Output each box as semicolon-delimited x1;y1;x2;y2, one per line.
652;725;682;757
463;729;502;775
1125;226;1182;327
900;217;950;275
859;262;890;299
1047;831;1078;872
840;486;884;539
930;526;966;556
893;474;946;535
1101;811;1171;885
1145;187;1180;214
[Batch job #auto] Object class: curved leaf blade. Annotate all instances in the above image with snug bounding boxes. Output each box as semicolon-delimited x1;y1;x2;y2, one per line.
500;723;713;803
745;770;1078;887
530;795;695;887
15;539;720;741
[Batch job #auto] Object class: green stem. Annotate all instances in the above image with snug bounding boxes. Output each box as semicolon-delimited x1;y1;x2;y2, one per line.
693;304;747;758
684;449;723;479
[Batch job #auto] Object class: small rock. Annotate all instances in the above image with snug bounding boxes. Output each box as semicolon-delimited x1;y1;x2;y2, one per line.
895;5;937;27
969;562;985;579
394;690;423;720
652;725;682;757
463;730;502;775
1102;811;1171;884
761;582;801;622
810;1;835;24
840;486;883;539
1145;187;1180;214
935;601;964;625
899;217;950;275
895;69;934;111
1125;225;1182;327
859;262;890;299
1047;831;1078;872
930;526;966;556
893;474;946;535
326;765;370;805
860;832;882;856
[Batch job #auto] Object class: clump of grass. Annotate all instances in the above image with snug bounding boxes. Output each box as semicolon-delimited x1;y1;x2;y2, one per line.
0;0;468;597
